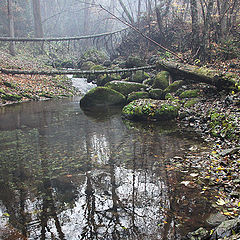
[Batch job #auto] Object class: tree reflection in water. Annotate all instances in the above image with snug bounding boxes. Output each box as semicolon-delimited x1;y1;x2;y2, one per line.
0;100;213;239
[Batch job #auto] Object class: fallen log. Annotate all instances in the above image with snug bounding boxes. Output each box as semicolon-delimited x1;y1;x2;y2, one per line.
156;60;239;90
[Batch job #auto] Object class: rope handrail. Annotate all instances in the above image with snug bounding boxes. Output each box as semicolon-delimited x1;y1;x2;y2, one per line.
0;65;156;76
0;28;128;42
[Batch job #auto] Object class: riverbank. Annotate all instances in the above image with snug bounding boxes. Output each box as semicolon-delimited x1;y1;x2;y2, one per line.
0;51;79;106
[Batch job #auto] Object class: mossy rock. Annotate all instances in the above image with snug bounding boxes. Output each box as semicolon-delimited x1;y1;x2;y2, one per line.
81;61;95;70
164;80;184;94
165;93;174;100
149;89;164;100
180;89;200;98
80;87;126;107
143;78;154;86
152;71;170;90
129;71;150;83
184;98;200;108
97;74;121;86
127;91;149;103
90;65;105;71
105;81;147;96
125;56;145;68
2;93;22;101
122;99;179;121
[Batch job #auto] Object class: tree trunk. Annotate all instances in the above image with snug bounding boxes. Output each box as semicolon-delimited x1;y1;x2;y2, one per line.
7;0;15;56
118;0;134;24
32;0;43;38
156;60;237;90
190;0;200;56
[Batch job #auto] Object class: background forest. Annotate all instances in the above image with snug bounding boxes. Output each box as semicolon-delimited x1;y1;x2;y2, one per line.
0;0;239;64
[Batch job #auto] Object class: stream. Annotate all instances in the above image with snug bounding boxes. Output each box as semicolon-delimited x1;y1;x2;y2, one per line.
0;78;215;239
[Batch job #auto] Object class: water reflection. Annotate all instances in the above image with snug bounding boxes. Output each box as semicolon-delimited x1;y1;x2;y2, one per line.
0;98;213;239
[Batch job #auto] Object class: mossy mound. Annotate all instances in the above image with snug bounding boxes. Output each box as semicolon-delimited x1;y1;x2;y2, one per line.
127;92;149;102
97;74;121;86
184;98;200;108
2;93;22;101
81;61;95;70
149;89;164;100
152;71;170;89
129;71;150;83
80;87;126;107
122;99;179;121
180;89;200;98
105;81;147;96
90;65;105;71
164;80;184;94
125;56;145;68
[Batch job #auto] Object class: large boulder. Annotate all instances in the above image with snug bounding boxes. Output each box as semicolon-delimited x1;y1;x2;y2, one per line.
80;87;126;107
152;71;170;89
122;99;179;121
105;81;147;96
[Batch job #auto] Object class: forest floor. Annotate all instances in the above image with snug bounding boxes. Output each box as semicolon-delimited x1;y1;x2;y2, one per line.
0;51;79;106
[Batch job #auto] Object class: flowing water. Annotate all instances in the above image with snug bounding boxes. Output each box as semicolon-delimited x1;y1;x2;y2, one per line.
0;79;214;239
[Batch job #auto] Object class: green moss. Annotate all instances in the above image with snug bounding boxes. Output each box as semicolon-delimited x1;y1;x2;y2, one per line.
80;61;95;71
165;93;174;100
105;81;147;96
2;93;22;101
129;71;150;83
149;89;164;100
184;98;200;108
127;91;149;102
80;87;126;107
164;80;184;93
152;71;170;90
97;74;121;86
90;65;105;71
122;99;179;121
0;89;6;94
180;89;200;98
209;111;238;140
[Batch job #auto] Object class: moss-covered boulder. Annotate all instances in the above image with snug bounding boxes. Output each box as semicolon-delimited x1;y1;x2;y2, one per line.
97;74;121;86
152;71;170;89
122;99;179;121
125;56;145;68
80;87;126;107
164;80;184;94
105;81;147;96
129;71;150;83
90;65;105;71
81;61;95;70
149;89;164;100
180;89;200;99
127;92;149;103
184;98;200;108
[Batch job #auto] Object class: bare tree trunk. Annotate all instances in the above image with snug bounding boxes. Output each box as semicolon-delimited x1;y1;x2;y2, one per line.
7;0;15;56
190;0;200;56
118;0;134;24
32;0;43;38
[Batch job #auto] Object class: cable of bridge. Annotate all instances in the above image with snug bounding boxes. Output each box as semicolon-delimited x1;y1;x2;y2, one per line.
0;65;156;76
0;28;128;42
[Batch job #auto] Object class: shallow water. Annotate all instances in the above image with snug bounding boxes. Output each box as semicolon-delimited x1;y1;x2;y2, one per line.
0;88;214;239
